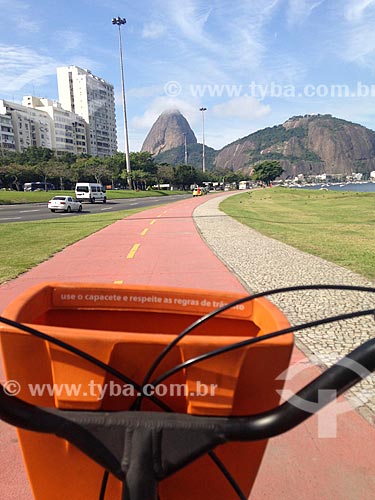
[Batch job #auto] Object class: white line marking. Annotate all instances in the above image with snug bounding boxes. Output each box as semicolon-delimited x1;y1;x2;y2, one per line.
19;209;41;213
101;207;114;211
0;217;21;220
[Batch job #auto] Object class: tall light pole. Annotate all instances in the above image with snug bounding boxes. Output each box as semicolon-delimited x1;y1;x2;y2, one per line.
199;107;207;172
183;132;188;164
112;16;131;184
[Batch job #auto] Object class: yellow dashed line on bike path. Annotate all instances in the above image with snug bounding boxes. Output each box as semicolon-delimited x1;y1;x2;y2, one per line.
127;243;140;259
126;215;162;258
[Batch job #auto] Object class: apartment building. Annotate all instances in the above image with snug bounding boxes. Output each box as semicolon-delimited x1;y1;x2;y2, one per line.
0;112;16;154
57;66;118;157
22;96;89;155
0;99;53;152
0;97;89;156
0;66;118;157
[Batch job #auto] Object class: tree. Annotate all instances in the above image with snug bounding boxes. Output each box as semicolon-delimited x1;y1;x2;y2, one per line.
173;165;197;190
251;160;283;185
155;163;175;188
19;146;54;165
130;152;157;175
104;153;125;188
209;167;243;185
0;151;18;168
129;169;155;190
57;152;77;166
0;163;32;190
33;160;62;190
51;161;72;190
77;157;111;184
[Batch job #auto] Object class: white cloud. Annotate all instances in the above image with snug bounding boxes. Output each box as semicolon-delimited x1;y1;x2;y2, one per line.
343;26;375;66
16;18;40;33
0;0;42;32
142;1;299;89
0;45;59;93
164;0;219;52
56;31;85;51
131;96;201;130
339;2;375;67
142;22;166;39
345;0;375;22
287;0;325;25
229;27;265;69
0;44;97;98
220;1;281;70
212;96;271;120
261;54;307;86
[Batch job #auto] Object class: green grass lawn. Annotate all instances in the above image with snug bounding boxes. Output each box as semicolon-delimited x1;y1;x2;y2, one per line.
0;189;188;204
220;188;375;280
3;187;374;285
0;208;144;283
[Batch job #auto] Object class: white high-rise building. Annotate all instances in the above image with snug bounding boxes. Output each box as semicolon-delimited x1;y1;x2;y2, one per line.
0;112;16;154
0;99;53;152
22;96;89;155
57;66;118;157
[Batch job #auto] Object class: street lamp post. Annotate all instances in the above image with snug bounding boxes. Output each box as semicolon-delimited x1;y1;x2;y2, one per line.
199;107;207;172
183;132;188;164
112;16;131;184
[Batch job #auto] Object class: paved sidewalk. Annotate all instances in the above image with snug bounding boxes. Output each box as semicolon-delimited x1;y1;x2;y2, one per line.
0;193;374;499
194;195;375;423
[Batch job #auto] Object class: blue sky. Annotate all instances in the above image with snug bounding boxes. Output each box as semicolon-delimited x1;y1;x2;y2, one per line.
1;0;375;152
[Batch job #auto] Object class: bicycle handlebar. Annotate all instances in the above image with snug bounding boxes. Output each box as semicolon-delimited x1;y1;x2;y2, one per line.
1;337;374;500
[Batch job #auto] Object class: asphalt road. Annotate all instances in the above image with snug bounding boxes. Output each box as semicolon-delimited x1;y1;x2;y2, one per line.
0;194;192;223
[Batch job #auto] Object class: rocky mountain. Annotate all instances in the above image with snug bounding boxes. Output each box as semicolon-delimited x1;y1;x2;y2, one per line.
142;112;375;177
214;114;375;177
155;143;217;171
141;109;197;155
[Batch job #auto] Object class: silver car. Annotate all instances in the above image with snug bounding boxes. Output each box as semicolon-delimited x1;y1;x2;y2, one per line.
48;196;83;213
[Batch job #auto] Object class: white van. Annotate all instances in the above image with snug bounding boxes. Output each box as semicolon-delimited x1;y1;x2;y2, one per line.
75;183;107;203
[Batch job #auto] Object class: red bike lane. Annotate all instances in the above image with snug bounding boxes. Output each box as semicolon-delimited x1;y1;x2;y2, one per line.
0;194;374;499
